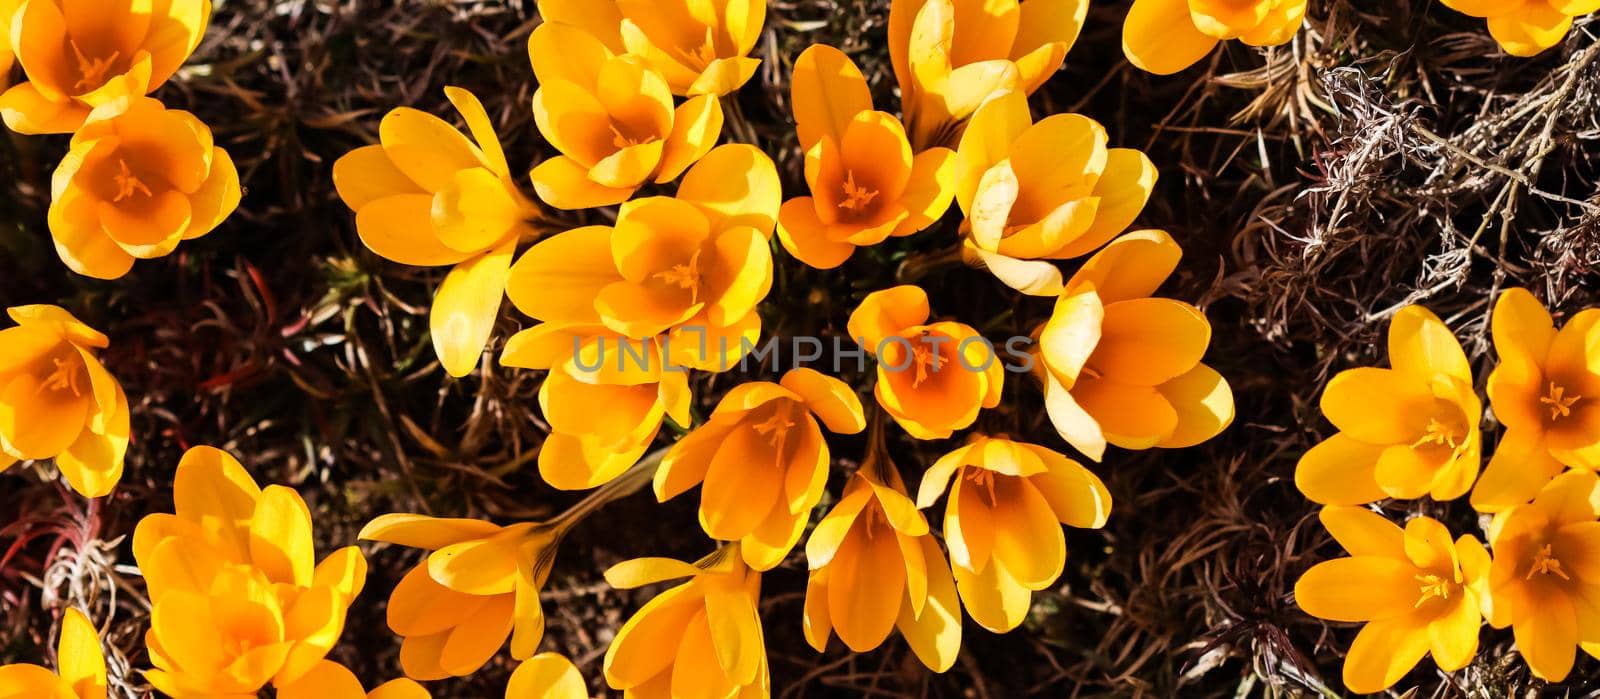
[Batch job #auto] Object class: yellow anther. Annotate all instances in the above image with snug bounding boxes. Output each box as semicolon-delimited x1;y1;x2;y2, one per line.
1541;382;1581;421
751;405;795;451
112;159;153;202
653;250;702;304
964;467;997;505
1411;417;1459;450
839;170;880;212
38;357;83;397
1413;574;1452;607
70;40;119;91
1526;544;1571;581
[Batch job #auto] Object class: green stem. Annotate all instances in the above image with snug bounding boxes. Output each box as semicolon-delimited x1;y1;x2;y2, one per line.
550;446;669;534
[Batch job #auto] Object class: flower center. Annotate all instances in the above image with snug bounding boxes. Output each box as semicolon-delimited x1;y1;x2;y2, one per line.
653;249;702;304
964;467;997;506
609;123;657;150
751;403;796;452
860;503;886;540
839;170;880;213
70;40;120;91
1540;382;1581;422
38;357;84;397
688;27;718;66
1413;573;1453;607
1526;544;1571;581
112;159;153;202
1411;417;1460;450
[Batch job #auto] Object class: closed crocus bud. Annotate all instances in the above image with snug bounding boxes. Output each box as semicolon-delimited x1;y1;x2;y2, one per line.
0;304;129;498
528;21;723;210
656;368;867;570
778;46;956;269
888;0;1090;149
602;547;769;698
47;97;240;280
134;446;368;697
0;0;210;133
1295;508;1489;694
803;460;962;672
332;86;541;378
1035;230;1234;462
916;435;1112;633
0;608;107;699
535;0;765;97
847;285;1003;439
1122;0;1306;75
358;514;560;680
953;92;1157;296
1442;0;1598;57
277;660;432;699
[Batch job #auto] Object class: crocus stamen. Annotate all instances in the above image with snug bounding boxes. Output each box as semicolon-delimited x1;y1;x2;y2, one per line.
839;171;880;212
689;27;718;66
38;357;83;397
1411;418;1459;450
112;160;154;202
1413;574;1452;607
861;504;885;540
653;250;702;304
751;403;796;452
1526;544;1571;581
964;467;997;505
1540;382;1581;421
609;123;654;150
70;40;120;91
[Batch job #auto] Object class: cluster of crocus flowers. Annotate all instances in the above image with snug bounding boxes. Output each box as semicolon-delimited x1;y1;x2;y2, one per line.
847;285;1003;439
803;454;961;671
888;0;1089;149
916;435;1112;632
776;45;955;269
333;87;541;378
1294;508;1489;693
133;446;368;697
1295;305;1481;505
655;368;866;570
49;98;240;279
1121;0;1306;75
502;144;778;488
1442;0;1597;57
953;91;1157;295
2;0;236;278
534;0;764;98
357;513;559;680
0;0;210;133
1035;230;1234;461
527;19;724;209
603;546;769;697
0;607;106;698
0;305;128;497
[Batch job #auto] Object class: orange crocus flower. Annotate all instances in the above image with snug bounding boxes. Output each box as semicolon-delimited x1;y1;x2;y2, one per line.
1442;0;1598;57
0;0;211;133
48;97;239;279
776;45;955;269
535;0;765;97
848;285;1003;439
0;304;128;497
0;608;106;699
656;368;866;570
1122;0;1305;75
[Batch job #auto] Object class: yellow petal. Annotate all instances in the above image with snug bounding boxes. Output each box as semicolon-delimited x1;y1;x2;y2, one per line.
780;368;866;435
657;95;724;183
1073;234;1182;308
506;653;587;699
894;146;957;237
703;226;772;327
1156;363;1234;448
529;155;637;210
1487;4;1572;57
1428;595;1481;672
369;678;431;699
1092;297;1210;386
605;557;706;589
1070;376;1178;449
1471;428;1565;513
527;21;614;91
429;534;522;595
964;243;1063;296
846;286;930;351
249;485;316;586
776;197;855;269
1388;304;1471;383
1294;557;1421;622
536;0;626;52
430;240;514;378
1042;369;1107;461
951;548;1032;633
333;145;424;211
1320;367;1433;445
677;144;781;235
48;189;135;280
56;381;129;498
429;168;524;253
688;56;761;97
1122;0;1219;75
438;595;514;676
173;445;261;559
312;546;368;605
358;513;502;550
505;226;620;324
57;608;106;699
791;45;873;152
827;515;905;652
1022;443;1111;528
1058;152;1158;260
1318;506;1406;559
954;90;1031;214
989;478;1065;588
1295;434;1386;506
1010;0;1087;91
378;107;486;192
388;565;489;638
277;660;366;699
603;583;698;688
354;194;474;266
895;535;961;672
1342;615;1432;694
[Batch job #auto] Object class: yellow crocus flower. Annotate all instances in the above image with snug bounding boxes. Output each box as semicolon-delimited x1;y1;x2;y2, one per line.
0;0;210;133
1122;0;1306;75
527;20;723;210
0;304;128;498
1482;470;1600;682
1296;305;1482;505
954;91;1158;295
277;660;431;699
803;460;962;671
603;546;769;698
133;446;368;697
848;285;1003;439
1035;230;1234;461
505;653;589;698
1473;288;1600;511
888;0;1089;149
776;44;956;269
1443;0;1598;57
656;368;866;570
916;435;1111;632
332;86;541;378
535;0;764;97
0;608;106;699
358;514;559;681
1294;507;1489;694
48;97;240;280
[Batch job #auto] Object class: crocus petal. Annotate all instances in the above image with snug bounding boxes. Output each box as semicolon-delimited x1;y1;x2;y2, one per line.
357;513;502;550
1295;434;1387;506
1022;443;1111;528
1320;368;1433;445
355;194;474;267
1009;0;1088;92
430;240;514;378
677;144;781;235
791;44;873;152
846;286;930;351
505;226;621;325
1058;153;1159;260
249;485;316;587
1318;506;1406;560
1156;363;1234;448
827;514;905;652
1388;305;1471;384
951;550;1031;633
1514;592;1577;681
1122;0;1219;75
656;95;724;183
895;536;961;672
57;608;107;699
1342;615;1432;694
1487;5;1572;57
780;368;866;435
529;156;637;210
776;197;855;269
506;653;588;699
964;243;1062;296
1472;429;1565;513
1294;557;1420;622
